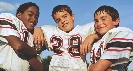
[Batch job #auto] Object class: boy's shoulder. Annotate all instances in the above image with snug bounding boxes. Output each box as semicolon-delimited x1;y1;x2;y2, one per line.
0;13;15;18
0;13;20;24
102;27;133;42
41;25;58;31
0;13;25;31
41;25;57;28
109;27;133;33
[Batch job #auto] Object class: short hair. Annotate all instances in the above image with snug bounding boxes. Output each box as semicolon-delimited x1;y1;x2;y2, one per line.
16;2;39;16
94;5;119;27
52;5;72;19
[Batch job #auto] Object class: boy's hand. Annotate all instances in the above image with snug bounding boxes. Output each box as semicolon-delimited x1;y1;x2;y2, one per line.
80;34;100;55
33;28;45;46
80;34;94;55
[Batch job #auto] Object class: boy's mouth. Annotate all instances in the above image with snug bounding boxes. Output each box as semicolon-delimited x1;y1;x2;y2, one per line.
30;22;36;27
97;25;106;30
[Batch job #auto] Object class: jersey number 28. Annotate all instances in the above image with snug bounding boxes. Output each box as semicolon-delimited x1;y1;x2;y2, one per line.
50;34;82;57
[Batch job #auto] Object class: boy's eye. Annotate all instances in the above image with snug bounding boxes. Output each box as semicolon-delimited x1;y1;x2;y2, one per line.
64;15;67;18
94;19;98;23
56;19;60;23
102;18;105;21
28;14;33;16
62;15;67;19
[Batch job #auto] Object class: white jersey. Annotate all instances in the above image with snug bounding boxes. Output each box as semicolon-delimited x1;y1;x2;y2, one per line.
41;22;95;71
0;13;34;71
89;27;133;71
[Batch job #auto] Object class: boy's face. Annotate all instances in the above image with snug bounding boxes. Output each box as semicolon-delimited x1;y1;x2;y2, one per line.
94;11;119;35
53;10;74;32
17;6;39;31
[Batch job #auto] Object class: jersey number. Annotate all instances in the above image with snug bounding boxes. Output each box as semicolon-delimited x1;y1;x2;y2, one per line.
50;35;81;57
20;30;29;42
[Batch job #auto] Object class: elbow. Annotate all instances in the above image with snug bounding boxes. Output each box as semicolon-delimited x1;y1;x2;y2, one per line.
5;35;26;52
12;42;24;52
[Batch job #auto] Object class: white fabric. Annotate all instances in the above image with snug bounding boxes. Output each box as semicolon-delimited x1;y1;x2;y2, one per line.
41;22;95;71
0;13;34;71
89;27;133;70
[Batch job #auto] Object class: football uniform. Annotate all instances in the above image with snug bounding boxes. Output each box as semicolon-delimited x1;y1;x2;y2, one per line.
0;13;34;71
89;27;133;71
41;22;95;71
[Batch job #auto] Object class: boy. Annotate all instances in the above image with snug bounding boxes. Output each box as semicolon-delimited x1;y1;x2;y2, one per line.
0;2;43;71
33;5;98;71
86;5;133;71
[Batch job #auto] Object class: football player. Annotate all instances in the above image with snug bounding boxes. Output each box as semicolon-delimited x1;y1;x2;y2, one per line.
33;5;99;71
86;5;133;71
0;2;43;71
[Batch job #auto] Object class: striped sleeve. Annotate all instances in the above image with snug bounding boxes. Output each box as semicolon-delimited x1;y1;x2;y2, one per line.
0;13;19;37
101;28;133;59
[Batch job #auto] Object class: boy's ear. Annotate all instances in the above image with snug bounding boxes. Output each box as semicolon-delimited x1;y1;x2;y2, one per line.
71;13;75;21
16;12;22;19
114;18;120;26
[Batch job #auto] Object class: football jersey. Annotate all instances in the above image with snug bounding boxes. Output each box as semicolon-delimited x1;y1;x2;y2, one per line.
41;22;95;71
89;27;133;71
0;13;34;71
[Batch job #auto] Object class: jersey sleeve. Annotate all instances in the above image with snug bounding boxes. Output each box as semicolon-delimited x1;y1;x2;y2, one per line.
100;27;133;60
80;22;95;37
0;13;19;37
41;25;56;51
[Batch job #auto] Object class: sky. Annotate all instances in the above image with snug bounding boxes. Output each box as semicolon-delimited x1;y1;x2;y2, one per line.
0;0;133;70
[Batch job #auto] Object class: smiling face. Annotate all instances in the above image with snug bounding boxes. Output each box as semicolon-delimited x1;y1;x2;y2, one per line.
17;6;39;31
94;11;120;35
53;10;75;32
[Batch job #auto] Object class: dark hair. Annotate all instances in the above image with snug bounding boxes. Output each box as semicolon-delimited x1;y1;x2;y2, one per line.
94;5;119;27
52;5;72;19
16;2;39;16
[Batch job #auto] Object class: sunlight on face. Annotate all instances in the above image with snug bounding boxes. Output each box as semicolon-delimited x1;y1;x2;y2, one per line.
53;10;75;32
94;11;119;35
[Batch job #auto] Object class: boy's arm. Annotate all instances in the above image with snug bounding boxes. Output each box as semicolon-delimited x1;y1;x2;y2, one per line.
80;33;100;55
5;35;37;57
33;27;45;46
5;35;44;71
88;59;115;71
29;58;44;71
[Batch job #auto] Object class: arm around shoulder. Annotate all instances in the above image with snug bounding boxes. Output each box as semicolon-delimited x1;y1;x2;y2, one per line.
33;27;45;46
